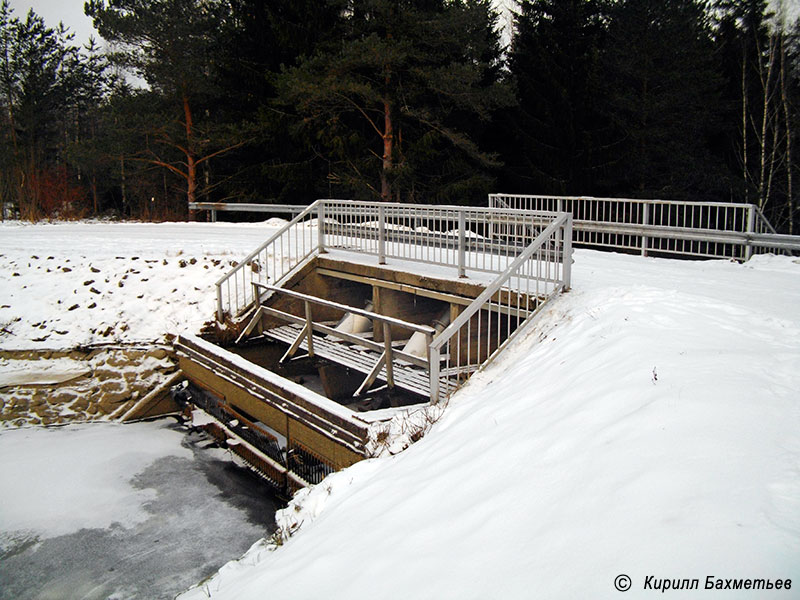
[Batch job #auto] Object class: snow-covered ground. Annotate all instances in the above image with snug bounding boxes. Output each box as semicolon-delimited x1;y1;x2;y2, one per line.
2;220;799;598
0;219;286;349
179;251;800;599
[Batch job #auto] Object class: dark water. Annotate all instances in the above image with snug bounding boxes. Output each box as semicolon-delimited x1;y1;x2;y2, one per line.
0;424;279;600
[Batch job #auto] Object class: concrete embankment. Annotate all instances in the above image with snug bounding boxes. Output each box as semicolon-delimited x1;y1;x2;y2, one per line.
0;345;178;427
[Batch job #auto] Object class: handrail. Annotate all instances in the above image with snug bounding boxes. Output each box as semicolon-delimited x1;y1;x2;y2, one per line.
216;199;562;320
428;213;572;403
214;200;320;290
489;193;797;259
490;193;761;210
215;200;323;320
214;199;573;402
431;214;570;353
253;283;435;336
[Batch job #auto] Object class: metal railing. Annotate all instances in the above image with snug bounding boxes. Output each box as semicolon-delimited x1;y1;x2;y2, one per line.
488;194;797;260
252;282;435;395
216;200;560;321
215;202;322;320
189;202;307;221
215;200;573;403
429;214;572;403
320;200;555;276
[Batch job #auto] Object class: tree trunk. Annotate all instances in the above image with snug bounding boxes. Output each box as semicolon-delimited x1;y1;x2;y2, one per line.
742;49;749;202
381;98;393;202
183;91;198;219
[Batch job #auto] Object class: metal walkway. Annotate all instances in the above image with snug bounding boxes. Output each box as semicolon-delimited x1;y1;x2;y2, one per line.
264;323;458;398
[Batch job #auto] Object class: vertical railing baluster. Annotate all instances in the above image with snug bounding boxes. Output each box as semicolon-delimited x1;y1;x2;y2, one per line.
378;204;386;265
458;209;466;278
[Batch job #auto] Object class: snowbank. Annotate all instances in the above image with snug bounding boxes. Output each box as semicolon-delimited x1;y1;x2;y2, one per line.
0;220;283;349
179;250;800;599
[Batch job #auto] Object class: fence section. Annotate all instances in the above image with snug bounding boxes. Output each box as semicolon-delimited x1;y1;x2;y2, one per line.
215;202;321;320
216;200;563;320
215;200;573;402
488;194;792;260
429;214;572;403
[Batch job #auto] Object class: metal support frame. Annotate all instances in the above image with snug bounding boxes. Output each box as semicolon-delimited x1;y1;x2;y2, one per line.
745;205;755;261
216;201;573;402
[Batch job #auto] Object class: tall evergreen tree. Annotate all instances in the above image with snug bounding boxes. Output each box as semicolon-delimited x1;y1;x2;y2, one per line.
86;0;246;215
0;2;86;219
277;0;511;203
602;0;724;200
503;0;610;195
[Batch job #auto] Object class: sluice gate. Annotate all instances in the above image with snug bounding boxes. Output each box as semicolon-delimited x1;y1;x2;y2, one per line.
175;200;573;496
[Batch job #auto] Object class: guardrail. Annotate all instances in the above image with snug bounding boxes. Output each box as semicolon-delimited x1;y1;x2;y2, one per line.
215;202;322;320
215;199;562;321
429;214;572;403
215;200;573;402
189;202;307;221
488;194;800;259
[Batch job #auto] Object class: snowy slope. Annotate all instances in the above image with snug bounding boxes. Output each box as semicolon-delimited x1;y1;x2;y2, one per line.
0;220;285;349
180;250;800;600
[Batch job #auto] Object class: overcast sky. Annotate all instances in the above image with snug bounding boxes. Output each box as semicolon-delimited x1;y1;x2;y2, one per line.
6;0;798;52
8;1;100;47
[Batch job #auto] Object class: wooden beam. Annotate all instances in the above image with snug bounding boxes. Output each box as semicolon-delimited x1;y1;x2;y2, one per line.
316;267;474;306
316;267;534;320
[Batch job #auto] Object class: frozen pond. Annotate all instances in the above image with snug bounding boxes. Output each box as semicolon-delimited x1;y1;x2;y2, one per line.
0;420;279;600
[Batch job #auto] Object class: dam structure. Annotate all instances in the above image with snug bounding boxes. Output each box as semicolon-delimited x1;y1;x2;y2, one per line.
167;200;572;496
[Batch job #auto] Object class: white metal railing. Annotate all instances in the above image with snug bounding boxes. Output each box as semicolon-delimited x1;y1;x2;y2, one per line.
252;282;435;396
429;214;572;403
215;200;573;403
488;194;792;260
216;200;561;321
320;200;556;275
215;202;322;320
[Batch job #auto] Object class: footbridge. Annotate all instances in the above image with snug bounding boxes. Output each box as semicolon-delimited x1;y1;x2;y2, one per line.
174;200;572;495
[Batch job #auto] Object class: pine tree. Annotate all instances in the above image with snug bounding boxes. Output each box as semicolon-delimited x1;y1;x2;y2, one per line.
0;2;83;219
86;0;247;216
277;0;511;203
602;0;724;200
503;0;610;195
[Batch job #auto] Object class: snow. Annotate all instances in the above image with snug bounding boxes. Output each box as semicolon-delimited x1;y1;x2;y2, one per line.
179;249;800;599
2;219;799;598
0;220;285;349
0;357;90;388
0;421;191;542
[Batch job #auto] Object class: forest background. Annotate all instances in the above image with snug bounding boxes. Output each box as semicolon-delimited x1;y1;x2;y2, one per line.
0;0;797;234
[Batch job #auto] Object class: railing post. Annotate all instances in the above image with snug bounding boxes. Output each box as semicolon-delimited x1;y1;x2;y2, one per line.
317;200;326;254
216;283;224;322
745;204;755;261
382;322;394;387
211;209;217;223
304;300;315;357
429;346;440;404
563;215;572;291
641;202;650;256
458;210;466;278
378;204;386;265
